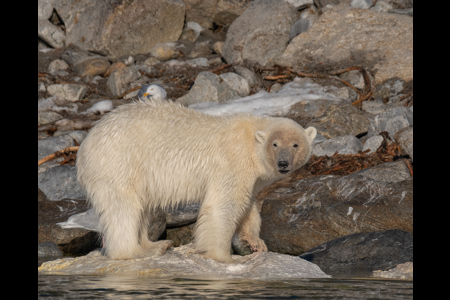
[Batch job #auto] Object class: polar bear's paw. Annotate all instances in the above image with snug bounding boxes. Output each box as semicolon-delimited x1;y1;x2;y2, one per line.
247;237;268;253
240;234;268;253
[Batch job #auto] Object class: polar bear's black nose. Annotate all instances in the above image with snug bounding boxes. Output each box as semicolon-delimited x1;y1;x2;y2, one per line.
278;161;289;169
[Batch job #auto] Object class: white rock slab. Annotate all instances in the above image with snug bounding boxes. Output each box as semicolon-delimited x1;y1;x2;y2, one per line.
39;244;330;279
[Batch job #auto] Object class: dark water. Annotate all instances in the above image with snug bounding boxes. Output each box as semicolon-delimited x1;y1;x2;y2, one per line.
38;274;413;299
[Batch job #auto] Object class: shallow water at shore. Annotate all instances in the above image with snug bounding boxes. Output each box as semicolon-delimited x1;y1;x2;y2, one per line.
38;257;413;300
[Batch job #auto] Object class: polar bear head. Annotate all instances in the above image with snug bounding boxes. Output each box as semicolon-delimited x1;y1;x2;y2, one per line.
256;119;317;175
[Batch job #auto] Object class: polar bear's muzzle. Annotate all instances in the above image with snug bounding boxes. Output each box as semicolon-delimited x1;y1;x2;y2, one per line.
277;160;291;174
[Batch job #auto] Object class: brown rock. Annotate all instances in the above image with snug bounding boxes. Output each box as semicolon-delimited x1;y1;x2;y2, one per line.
164;224;195;247
73;57;111;77
58;232;101;256
259;161;413;255
104;62;127;78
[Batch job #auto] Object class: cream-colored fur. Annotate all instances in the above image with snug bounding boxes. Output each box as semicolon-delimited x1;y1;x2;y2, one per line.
76;100;316;263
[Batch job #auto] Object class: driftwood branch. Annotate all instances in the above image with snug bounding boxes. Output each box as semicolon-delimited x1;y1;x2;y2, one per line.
210;63;234;74
403;159;414;177
38;146;80;166
264;75;291;80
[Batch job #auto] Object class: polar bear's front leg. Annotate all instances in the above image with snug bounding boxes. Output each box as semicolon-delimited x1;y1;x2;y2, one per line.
194;190;253;264
236;201;268;253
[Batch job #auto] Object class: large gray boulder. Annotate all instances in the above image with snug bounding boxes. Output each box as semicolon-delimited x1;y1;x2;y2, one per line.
53;0;185;57
276;4;413;84
38;165;86;201
222;0;297;68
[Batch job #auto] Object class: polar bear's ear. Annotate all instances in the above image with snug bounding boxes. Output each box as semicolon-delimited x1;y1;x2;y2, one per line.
305;127;317;143
255;131;266;143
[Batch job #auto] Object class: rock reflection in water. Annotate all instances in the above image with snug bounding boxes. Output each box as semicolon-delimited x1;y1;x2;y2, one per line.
38;274;413;299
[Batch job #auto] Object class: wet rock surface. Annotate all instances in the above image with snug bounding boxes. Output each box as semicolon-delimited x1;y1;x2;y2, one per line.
299;230;413;276
38;244;330;279
373;261;413;280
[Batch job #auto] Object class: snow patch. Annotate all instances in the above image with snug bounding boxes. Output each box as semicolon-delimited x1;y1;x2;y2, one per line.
190;77;344;117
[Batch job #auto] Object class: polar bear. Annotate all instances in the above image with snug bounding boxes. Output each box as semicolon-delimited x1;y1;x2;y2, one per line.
76;100;316;263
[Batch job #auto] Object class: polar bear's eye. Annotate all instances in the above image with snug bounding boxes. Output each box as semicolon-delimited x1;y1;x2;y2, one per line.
273;143;278;147
293;144;298;148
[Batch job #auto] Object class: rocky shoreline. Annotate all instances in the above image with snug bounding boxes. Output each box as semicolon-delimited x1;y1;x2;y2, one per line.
38;0;413;280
